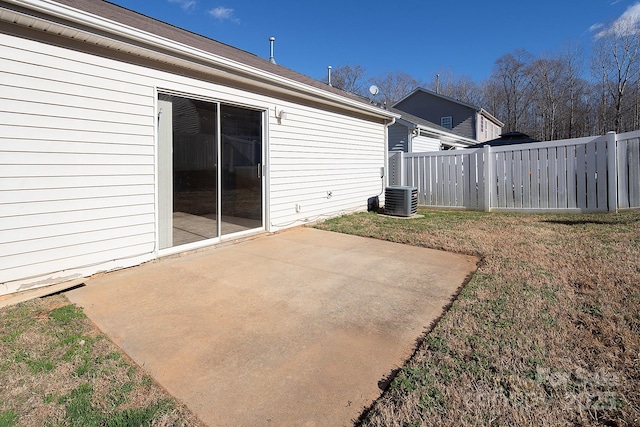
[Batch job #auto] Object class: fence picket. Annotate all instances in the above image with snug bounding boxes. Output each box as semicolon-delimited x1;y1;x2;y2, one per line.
586;141;597;209
465;154;473;208
539;149;548;208
436;156;441;206
629;138;640;207
430;156;437;205
597;139;608;210
557;146;567;208
549;147;558;208
505;151;514;208
495;152;503;207
522;150;531;208
444;156;451;206
576;144;587;209
455;156;463;206
530;149;539;209
566;145;577;208
618;139;629;209
419;156;424;193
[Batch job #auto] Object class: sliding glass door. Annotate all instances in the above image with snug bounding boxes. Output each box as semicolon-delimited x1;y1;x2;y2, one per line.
220;105;263;234
158;94;263;250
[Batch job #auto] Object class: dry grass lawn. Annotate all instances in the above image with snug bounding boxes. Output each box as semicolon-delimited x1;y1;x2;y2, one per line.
1;209;638;426
316;209;640;427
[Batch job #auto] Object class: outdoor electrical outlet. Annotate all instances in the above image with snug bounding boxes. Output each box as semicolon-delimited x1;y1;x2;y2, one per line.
295;203;302;213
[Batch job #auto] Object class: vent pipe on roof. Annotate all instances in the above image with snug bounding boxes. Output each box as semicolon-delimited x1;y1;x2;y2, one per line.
327;65;332;86
269;37;276;64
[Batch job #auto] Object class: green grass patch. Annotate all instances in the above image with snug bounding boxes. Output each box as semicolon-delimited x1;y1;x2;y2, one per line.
0;410;18;427
0;294;204;426
49;304;85;323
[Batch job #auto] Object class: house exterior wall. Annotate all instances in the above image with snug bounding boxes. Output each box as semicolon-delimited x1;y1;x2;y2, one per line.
411;135;440;152
387;123;442;153
394;92;476;140
267;102;386;230
476;113;502;143
0;30;386;295
388;123;410;152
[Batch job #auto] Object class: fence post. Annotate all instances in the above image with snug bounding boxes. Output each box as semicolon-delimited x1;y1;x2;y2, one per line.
607;131;618;212
483;145;492;211
400;150;405;186
387;151;404;186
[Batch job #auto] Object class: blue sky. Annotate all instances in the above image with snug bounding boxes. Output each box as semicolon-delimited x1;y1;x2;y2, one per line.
109;0;640;83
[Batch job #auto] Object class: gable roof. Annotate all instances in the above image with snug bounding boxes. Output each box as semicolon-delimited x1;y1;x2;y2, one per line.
0;0;396;119
393;87;504;127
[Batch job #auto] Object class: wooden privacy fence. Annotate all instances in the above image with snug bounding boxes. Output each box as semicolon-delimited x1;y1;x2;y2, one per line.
388;130;640;212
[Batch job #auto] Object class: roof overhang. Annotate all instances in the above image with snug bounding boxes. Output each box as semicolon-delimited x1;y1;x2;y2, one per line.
479;108;504;127
0;0;398;120
396;118;477;147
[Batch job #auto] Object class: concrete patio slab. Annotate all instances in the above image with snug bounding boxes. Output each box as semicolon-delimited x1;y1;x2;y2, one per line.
66;227;478;426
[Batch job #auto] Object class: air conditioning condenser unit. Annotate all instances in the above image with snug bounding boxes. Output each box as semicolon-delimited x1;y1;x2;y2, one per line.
384;186;418;217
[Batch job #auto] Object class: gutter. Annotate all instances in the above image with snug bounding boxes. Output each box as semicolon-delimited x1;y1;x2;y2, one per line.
1;0;397;120
413;124;476;147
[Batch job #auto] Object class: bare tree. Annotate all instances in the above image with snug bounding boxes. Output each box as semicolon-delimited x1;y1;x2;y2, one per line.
426;69;484;106
557;43;587;139
592;17;640;132
369;71;422;106
480;78;502;125
529;56;569;140
321;29;640;139
492;49;534;132
328;64;368;95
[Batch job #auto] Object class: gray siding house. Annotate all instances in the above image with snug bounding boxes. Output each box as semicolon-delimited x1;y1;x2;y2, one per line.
387;108;477;152
393;88;503;143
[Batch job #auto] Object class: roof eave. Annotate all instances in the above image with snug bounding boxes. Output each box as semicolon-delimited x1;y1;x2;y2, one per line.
417;126;476;146
395;118;476;146
2;0;396;120
479;108;504;127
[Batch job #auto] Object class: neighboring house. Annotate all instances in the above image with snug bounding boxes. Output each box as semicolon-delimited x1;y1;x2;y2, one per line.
465;132;540;148
392;88;504;143
387;107;478;152
0;0;398;295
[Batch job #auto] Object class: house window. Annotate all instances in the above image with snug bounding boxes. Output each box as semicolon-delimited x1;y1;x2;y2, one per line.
441;116;452;129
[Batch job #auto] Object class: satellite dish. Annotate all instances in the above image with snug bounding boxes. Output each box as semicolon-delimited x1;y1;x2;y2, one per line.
369;85;379;96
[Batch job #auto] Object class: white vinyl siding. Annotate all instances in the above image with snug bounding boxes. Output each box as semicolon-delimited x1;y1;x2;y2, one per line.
0;30;387;293
411;135;440;152
268;107;385;229
0;34;156;292
476;114;502;143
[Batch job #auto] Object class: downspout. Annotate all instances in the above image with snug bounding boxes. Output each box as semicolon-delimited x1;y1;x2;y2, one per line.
381;117;396;195
409;125;419;153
